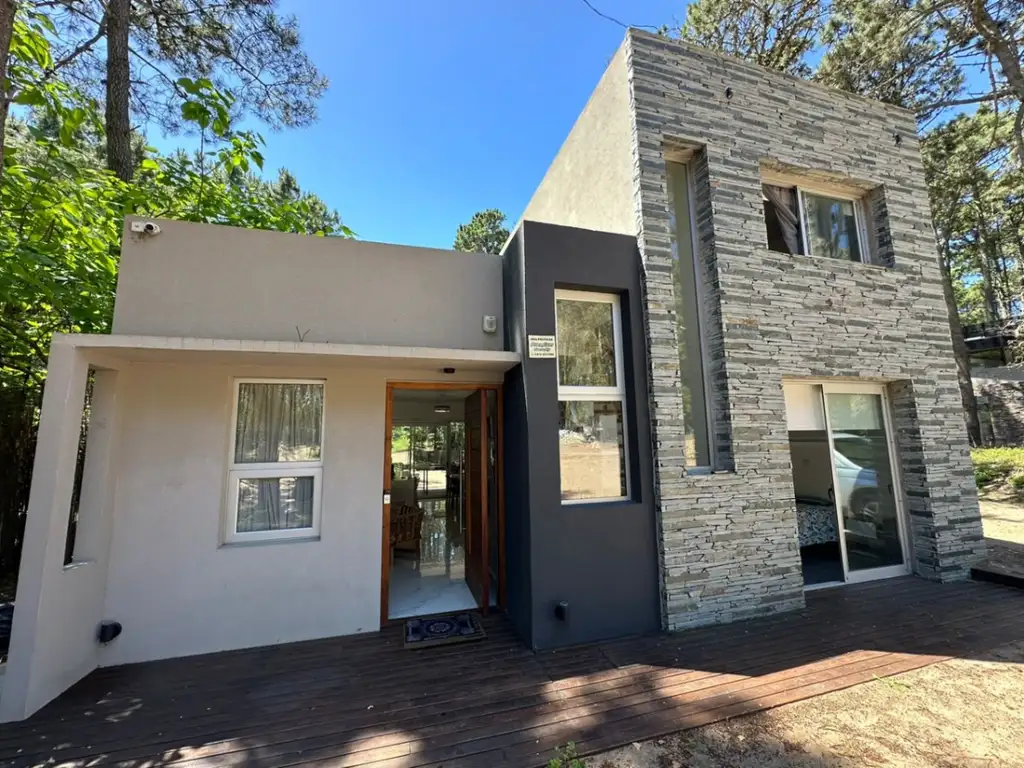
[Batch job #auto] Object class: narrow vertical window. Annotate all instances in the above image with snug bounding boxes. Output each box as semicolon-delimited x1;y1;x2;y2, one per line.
226;379;325;543
554;290;629;502
667;162;712;468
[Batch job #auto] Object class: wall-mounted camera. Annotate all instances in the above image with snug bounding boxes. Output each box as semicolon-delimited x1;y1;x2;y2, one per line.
130;220;161;236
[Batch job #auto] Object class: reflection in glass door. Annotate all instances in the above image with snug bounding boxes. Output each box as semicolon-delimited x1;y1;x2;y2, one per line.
823;386;908;580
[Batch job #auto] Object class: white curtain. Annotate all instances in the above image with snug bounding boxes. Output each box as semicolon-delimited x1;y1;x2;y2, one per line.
763;184;801;255
234;383;322;463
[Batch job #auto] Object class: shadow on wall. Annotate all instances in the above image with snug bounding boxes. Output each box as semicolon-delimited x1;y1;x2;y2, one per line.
0;580;1022;767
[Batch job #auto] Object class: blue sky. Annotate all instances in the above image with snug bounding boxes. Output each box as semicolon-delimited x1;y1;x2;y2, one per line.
146;1;990;248
149;0;683;248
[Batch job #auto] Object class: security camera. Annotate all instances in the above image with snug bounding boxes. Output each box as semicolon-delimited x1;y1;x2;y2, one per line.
130;220;161;235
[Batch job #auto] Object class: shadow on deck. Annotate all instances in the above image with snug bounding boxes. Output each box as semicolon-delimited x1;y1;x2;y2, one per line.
0;577;1021;768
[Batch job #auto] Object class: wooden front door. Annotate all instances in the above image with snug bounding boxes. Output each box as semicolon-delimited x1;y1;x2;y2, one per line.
463;389;489;613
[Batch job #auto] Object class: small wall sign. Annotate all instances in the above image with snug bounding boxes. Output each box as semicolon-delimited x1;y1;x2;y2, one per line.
528;335;557;359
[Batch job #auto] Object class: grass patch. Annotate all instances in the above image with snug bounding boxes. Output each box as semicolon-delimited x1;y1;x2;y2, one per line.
548;743;587;768
972;447;1024;498
873;673;911;692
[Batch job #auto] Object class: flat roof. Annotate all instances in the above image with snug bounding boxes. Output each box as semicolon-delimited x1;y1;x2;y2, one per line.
55;334;520;373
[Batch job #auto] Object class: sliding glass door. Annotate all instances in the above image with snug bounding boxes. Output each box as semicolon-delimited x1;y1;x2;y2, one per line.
821;383;909;583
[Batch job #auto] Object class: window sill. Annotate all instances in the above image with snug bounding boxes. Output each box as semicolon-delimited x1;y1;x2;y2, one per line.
684;466;713;476
560;498;638;510
63;559;95;572
768;248;890;271
220;535;321;549
680;468;737;481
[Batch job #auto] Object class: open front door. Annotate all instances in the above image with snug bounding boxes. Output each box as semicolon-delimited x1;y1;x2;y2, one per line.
463;389;489;613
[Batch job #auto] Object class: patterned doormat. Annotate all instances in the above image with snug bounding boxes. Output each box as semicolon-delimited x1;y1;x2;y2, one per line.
404;612;486;649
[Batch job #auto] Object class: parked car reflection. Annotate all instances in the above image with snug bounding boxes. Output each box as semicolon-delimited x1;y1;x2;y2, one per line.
831;441;896;554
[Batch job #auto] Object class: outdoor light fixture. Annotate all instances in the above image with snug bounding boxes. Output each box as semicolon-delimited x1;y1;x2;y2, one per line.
434;405;451;414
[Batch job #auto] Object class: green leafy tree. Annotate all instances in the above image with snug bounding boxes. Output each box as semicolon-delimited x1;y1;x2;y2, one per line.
815;0;965;122
0;0;17;178
816;1;1023;152
669;0;828;76
0;27;345;388
28;0;328;181
453;208;510;254
924;0;1024;166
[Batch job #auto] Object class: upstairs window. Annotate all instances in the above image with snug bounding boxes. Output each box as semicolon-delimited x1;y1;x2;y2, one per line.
763;178;871;264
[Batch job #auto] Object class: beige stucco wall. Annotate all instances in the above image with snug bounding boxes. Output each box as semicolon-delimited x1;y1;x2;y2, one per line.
519;44;636;236
0;349;118;722
113;218;505;350
96;360;500;667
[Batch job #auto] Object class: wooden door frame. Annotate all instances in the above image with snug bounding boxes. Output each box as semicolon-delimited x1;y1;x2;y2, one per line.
380;381;505;626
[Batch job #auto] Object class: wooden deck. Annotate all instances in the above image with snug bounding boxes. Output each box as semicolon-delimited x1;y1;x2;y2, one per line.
1;577;1022;768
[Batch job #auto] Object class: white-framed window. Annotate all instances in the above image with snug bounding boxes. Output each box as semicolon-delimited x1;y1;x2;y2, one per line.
554;289;630;503
762;175;872;264
225;378;325;543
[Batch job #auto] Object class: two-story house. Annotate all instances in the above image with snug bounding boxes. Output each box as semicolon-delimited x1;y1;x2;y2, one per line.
1;29;984;722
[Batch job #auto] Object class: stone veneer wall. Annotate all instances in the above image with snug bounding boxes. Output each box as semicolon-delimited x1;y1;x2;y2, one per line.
623;30;985;630
975;377;1024;447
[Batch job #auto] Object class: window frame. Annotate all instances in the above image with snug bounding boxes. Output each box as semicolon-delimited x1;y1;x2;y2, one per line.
553;289;631;505
796;188;870;265
762;170;873;265
224;377;326;544
667;159;717;473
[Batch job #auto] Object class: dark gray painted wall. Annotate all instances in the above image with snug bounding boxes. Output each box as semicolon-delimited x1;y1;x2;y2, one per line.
502;220;660;650
500;230;533;641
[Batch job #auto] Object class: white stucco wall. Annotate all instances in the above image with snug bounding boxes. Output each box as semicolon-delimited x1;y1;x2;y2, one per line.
0;353;120;721
112;218;505;351
98;360;500;667
519;43;636;236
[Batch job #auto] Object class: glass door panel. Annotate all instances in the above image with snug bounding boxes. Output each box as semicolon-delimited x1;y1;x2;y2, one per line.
824;391;905;573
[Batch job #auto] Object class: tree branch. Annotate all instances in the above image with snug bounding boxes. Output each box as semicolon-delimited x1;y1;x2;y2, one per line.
42;14;106;82
920;88;1014;111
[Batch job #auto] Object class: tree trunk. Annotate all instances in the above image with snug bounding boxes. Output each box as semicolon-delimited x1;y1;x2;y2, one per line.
940;253;982;446
968;0;1024;166
979;251;1000;323
0;0;17;190
105;0;132;181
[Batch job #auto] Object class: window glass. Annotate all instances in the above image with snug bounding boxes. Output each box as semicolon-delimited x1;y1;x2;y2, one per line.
236;476;315;532
555;290;629;502
558;401;626;501
669;162;712;467
555;298;617;388
228;380;323;542
801;192;862;262
234;382;323;463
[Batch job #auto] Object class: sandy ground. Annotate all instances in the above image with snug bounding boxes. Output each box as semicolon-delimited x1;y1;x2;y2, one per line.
979;497;1024;544
591;642;1024;768
588;502;1024;768
978;498;1024;579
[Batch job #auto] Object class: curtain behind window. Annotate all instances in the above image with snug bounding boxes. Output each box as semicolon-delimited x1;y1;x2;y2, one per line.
235;383;323;463
233;382;323;532
762;184;801;255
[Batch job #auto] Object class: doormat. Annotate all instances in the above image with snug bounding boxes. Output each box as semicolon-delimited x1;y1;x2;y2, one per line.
404;612;486;649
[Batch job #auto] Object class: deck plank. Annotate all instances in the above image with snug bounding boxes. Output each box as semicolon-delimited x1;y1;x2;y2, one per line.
1;578;1022;768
